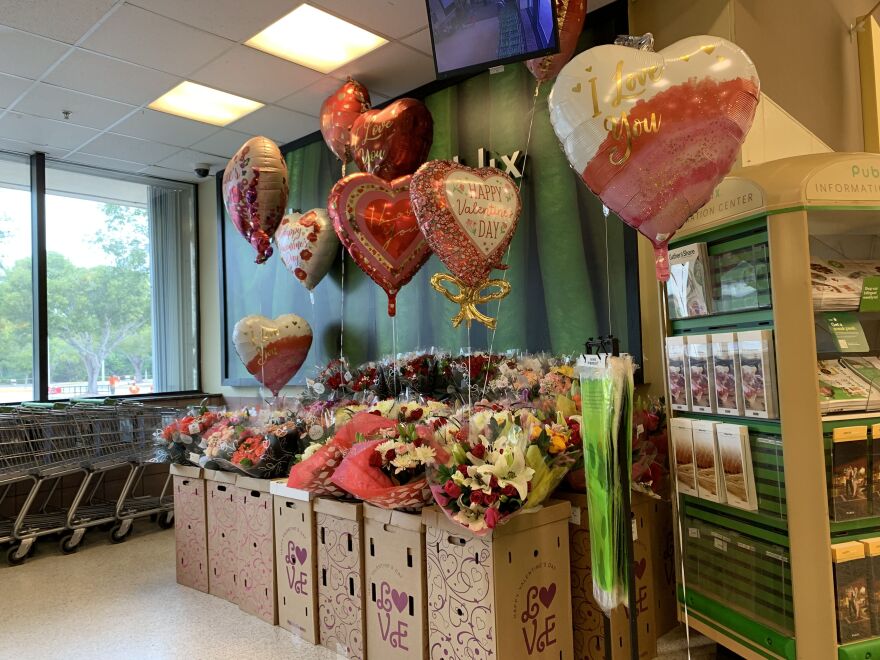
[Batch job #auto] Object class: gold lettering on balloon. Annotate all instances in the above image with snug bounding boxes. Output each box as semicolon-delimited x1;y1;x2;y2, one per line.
611;61;662;107
604;112;661;165
357;118;394;171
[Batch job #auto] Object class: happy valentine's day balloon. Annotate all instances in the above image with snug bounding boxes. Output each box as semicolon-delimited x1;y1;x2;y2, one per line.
328;173;431;316
233;314;313;396
320;78;371;164
410;160;521;329
223;136;288;264
275;209;339;291
350;98;433;181
548;35;760;280
526;0;587;82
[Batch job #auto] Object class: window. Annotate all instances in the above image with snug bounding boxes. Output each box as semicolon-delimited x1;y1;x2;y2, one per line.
0;153;199;402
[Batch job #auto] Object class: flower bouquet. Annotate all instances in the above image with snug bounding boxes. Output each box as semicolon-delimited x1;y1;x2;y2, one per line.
159;407;223;464
519;410;583;508
330;423;449;509
631;397;668;497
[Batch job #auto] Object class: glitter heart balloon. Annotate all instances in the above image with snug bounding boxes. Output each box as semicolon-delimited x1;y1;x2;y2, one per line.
233;314;313;396
328;173;431;316
275;208;339;291
320;78;371;164
350;98;433;181
549;35;760;280
223;136;288;264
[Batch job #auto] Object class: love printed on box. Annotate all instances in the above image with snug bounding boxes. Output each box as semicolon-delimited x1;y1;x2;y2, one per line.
516;575;561;656
375;580;412;651
284;541;310;595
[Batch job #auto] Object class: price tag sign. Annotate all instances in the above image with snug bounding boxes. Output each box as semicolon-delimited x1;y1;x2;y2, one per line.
823;312;870;352
860;276;880;312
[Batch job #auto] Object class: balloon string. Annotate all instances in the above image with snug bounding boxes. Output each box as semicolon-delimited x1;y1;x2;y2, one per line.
339;247;346;359
467;324;472;414
480;79;542;400
258;325;279;404
603;205;613;335
392;315;398;395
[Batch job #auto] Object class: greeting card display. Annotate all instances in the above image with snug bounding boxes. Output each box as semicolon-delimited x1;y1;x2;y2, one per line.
549;36;760;279
233;314;313;396
276;209;339;291
170;464;209;593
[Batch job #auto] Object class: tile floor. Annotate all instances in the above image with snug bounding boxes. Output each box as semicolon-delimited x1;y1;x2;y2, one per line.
0;526;336;659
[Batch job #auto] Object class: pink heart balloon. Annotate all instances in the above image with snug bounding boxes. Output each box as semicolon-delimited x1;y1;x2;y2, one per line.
223;136;289;264
549;36;760;280
275;208;339;291
233;314;312;396
327;173;431;316
410;160;521;289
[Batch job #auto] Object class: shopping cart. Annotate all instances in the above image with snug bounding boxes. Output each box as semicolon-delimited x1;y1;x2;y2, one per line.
112;403;180;543
0;409;39;558
8;405;91;565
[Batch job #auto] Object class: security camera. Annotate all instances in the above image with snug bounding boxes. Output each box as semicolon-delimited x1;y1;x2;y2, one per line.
194;163;211;178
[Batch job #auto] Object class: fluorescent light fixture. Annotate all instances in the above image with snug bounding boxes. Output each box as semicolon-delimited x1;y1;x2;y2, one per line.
246;4;387;74
148;81;263;126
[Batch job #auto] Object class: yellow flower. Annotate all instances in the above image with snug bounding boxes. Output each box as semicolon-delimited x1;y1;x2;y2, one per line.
554;365;575;378
548;431;568;454
529;425;543;441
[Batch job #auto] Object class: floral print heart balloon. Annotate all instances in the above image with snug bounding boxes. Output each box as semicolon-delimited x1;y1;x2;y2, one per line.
328;172;431;316
233;314;312;396
275;208;339;291
223;136;288;264
549;36;760;280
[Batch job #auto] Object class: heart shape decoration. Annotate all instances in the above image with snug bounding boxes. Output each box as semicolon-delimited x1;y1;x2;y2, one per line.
391;588;408;614
233;314;313;396
223;136;289;264
295;545;308;566
526;0;587;82
328;172;431;316
350;98;433;181
320;78;371;164
275;209;339;291
548;36;760;280
539;583;557;609
634;557;647;580
410;160;521;288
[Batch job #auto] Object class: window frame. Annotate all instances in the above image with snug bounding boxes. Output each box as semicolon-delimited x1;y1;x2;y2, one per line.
0;149;203;403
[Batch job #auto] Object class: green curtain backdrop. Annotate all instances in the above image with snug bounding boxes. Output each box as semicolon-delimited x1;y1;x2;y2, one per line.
220;8;639;385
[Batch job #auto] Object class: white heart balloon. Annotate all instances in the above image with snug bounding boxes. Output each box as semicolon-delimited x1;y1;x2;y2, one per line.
275;208;339;291
233;314;312;396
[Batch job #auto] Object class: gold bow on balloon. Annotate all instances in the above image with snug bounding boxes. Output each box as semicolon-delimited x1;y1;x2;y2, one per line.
430;273;512;330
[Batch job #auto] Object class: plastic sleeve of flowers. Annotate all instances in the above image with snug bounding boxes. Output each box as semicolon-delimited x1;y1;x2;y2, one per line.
286;433;352;497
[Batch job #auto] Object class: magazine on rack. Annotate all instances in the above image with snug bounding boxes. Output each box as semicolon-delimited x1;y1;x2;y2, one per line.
817;359;875;413
668;243;712;319
716;423;758;511
811;258;880;311
692;420;723;503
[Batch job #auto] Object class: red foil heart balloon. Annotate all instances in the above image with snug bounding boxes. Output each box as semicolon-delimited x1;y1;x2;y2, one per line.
410;160;521;288
276;208;339;291
233;314;313;396
549;36;760;280
223;136;288;264
328;173;431;316
320;78;371;164
350;98;433;181
525;0;587;82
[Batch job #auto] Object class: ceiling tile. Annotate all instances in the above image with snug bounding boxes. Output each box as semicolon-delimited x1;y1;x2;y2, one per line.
79;132;180;164
156;149;228;173
0;0;117;44
310;0;427;39
0;136;67;157
63;151;146;173
13;83;135;130
139;164;209;183
127;0;298;42
0;112;99;150
0;28;70;79
402;28;432;56
228;105;317;145
81;4;235;76
45;50;181;105
0;73;35;109
342;43;435;98
190;128;252;158
191;45;323;104
275;76;342;117
112;109;217;147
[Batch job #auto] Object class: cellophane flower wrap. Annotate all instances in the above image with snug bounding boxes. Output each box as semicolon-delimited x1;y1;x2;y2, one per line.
287;411;394;496
330;423;450;509
518;409;583;508
159;407;223;464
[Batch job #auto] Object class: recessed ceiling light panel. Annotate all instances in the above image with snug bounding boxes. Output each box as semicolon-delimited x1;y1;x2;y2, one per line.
246;4;387;74
148;81;263;126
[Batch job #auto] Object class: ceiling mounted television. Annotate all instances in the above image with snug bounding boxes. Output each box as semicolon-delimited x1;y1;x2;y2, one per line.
425;0;560;79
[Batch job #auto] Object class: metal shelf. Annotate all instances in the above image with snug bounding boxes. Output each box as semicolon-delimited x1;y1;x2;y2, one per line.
672;411;782;436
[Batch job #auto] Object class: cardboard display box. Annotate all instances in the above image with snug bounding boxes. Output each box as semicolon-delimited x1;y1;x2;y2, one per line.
423;501;574;659
271;480;319;644
170;464;209;593
205;469;239;603
316;498;366;659
558;491;677;660
364;505;427;659
236;476;277;624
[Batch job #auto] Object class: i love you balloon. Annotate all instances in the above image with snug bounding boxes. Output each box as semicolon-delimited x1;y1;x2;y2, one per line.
275;209;339;291
328;173;431;316
233;314;313;396
410;160;521;329
223;136;288;264
526;0;587;82
548;36;760;280
320;78;370;164
350;98;433;181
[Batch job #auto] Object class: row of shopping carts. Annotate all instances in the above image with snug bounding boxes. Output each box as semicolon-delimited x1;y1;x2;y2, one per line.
0;400;179;565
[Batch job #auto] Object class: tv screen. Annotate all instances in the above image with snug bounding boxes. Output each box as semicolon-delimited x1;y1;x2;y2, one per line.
425;0;560;78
